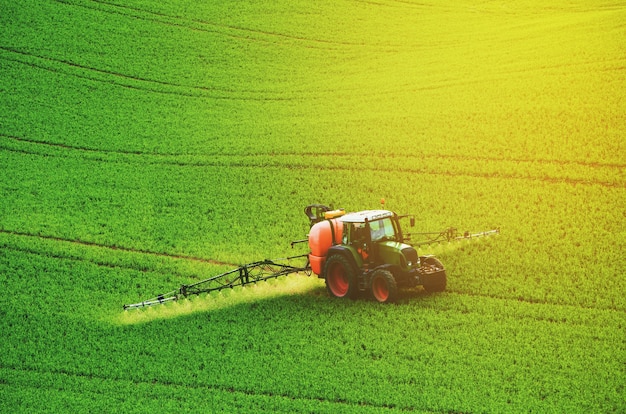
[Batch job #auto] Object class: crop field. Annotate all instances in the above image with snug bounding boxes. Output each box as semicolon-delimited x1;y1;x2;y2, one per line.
1;0;625;412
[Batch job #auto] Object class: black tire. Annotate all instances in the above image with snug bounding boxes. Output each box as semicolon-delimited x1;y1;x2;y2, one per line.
324;254;358;299
421;257;447;293
369;269;398;303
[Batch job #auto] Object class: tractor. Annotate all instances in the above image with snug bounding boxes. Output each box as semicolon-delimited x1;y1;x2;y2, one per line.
306;204;447;303
124;203;497;309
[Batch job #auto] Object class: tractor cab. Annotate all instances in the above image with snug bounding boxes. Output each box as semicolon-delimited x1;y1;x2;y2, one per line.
340;210;410;266
341;210;399;242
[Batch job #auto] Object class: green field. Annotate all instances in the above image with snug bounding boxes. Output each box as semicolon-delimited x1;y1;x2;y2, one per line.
1;0;625;412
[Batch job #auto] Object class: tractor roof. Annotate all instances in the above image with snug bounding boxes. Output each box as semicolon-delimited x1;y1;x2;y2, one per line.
340;210;394;223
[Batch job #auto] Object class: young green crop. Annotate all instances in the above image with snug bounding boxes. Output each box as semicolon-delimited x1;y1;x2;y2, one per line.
0;0;624;412
1;248;624;412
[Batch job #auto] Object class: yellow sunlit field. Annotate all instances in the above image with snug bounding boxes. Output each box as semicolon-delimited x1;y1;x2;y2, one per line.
1;0;624;412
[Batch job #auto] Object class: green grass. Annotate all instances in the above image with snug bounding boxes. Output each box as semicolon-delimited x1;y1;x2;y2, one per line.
1;0;625;412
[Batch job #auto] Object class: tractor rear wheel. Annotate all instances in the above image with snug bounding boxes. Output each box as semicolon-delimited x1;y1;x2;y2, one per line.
324;254;358;299
369;269;398;303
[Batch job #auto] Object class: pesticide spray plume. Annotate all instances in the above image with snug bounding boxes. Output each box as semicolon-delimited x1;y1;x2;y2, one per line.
117;273;321;325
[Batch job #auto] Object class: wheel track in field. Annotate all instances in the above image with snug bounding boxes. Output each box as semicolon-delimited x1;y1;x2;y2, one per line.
352;0;451;10
4;133;624;170
5;39;621;105
0;243;209;282
0;42;398;100
53;0;393;51
0;229;236;269
0;46;301;101
0;45;365;101
296;149;626;170
0;364;413;412
5;42;622;103
0;46;198;99
10;0;624;103
2;133;624;189
444;289;626;316
0;133;180;158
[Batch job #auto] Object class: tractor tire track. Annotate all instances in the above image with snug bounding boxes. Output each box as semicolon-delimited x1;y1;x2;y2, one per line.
4;132;624;171
296;149;626;170
0;364;415;412
0;243;208;282
2;133;624;189
0;133;174;157
0;48;198;99
349;0;458;13
54;0;391;51
54;0;287;48
445;289;626;316
370;55;626;101
3;141;622;189
0;229;236;268
0;47;302;101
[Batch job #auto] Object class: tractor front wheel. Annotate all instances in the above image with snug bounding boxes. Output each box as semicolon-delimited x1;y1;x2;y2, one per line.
369;269;398;303
324;254;358;299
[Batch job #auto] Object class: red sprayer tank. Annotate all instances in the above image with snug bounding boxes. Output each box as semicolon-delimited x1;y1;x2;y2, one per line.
308;218;343;275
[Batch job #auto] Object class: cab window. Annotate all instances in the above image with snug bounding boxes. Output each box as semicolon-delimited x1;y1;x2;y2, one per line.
370;218;396;242
345;222;367;244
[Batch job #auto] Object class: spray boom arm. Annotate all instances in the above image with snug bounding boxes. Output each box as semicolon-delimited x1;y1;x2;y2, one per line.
123;255;310;310
408;227;500;247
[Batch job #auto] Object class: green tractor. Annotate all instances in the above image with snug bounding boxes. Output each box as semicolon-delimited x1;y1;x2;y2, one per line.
306;204;447;303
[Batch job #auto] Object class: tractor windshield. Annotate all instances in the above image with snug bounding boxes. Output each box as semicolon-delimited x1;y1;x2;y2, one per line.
369;218;398;242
